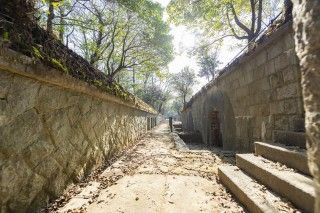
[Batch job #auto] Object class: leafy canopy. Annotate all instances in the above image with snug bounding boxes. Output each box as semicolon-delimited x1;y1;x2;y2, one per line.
167;0;279;45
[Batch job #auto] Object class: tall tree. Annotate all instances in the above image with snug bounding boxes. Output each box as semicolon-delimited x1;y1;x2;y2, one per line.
167;0;278;44
292;0;320;211
37;0;173;82
197;50;220;81
171;67;197;106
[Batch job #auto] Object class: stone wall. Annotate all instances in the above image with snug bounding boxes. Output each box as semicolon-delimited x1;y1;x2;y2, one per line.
0;49;157;212
293;0;320;211
181;22;304;152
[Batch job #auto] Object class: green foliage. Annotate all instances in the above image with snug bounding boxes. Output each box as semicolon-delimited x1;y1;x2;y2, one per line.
51;58;68;73
2;32;9;42
167;0;279;45
197;50;221;81
93;80;103;87
36;0;173;78
171;66;197;106
32;46;44;59
33;0;174;104
135;83;170;112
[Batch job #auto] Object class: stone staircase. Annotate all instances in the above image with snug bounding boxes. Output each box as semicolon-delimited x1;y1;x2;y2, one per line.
218;130;315;213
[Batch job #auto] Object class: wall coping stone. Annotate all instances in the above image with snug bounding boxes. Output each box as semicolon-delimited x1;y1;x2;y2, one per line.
0;48;158;115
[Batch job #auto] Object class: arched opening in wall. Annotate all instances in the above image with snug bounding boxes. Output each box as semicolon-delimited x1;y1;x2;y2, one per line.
210;109;222;147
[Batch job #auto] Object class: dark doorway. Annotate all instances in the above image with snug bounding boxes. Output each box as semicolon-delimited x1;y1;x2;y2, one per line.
210;110;222;147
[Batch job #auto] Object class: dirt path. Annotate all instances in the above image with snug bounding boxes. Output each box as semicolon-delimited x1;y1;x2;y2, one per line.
47;123;244;213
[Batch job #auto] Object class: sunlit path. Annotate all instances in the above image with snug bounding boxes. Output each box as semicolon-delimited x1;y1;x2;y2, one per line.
48;123;243;212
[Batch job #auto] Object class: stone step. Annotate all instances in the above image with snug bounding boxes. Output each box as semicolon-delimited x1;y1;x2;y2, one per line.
218;165;299;213
254;142;310;176
236;154;315;213
273;130;306;148
172;123;182;128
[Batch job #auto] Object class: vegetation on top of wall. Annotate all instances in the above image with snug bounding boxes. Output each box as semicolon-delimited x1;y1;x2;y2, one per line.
0;0;157;112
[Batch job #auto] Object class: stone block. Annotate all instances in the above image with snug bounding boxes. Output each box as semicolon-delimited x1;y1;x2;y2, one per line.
265;59;276;75
275;51;291;71
252;126;261;140
249;104;270;117
261;115;274;141
269;72;284;88
249;105;259;116
235;116;253;142
284;32;295;50
0;109;45;154
1;159;47;211
231;79;240;90
270;101;285;114
287;49;299;65
253;65;266;80
249;93;260;106
244;69;254;84
21;134;56;171
249;80;270;101
256;50;267;67
260;104;270;116
267;41;283;59
32;156;64;187
6;77;40;116
0;71;13;99
235;86;248;98
258;78;271;91
243;59;255;73
267;90;278;102
238;75;247;87
282;66;300;83
283;98;300;114
289;116;305;132
277;83;299;100
274;115;289;130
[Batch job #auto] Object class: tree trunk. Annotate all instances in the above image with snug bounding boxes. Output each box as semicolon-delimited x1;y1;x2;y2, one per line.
292;0;320;211
132;68;136;84
158;102;163;113
132;68;136;93
59;6;65;42
47;0;54;34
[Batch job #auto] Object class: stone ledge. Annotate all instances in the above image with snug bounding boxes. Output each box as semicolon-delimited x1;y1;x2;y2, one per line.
0;48;157;115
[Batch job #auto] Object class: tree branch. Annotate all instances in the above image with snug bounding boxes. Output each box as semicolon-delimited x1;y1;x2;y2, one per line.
250;0;256;33
226;9;249;40
254;0;263;35
229;3;251;36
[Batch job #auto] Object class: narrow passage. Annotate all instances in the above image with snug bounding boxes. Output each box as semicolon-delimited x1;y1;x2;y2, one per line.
47;123;244;212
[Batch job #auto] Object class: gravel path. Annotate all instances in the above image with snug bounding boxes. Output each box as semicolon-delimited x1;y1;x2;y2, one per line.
44;123;244;213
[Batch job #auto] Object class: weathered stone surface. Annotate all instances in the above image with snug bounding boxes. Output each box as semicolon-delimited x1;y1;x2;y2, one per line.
274;51;291;71
237;153;315;213
293;0;320;210
282;66;300;83
277;83;299;100
218;165;296;213
267;40;284;60
0;54;157;212
182;24;303;151
254;142;310;175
